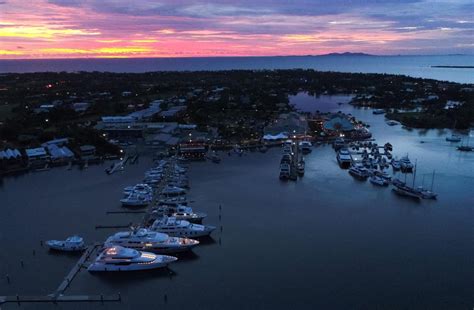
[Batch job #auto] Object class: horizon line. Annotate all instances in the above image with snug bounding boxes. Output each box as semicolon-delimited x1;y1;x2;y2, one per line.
1;53;473;61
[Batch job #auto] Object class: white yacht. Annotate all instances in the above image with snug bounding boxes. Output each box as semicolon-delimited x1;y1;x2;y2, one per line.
369;175;389;186
297;160;305;175
400;155;414;172
337;148;352;168
386;120;400;126
46;235;85;252
161;185;186;196
123;184;153;196
391;158;401;170
333;137;345;150
154;204;207;223
279;163;290;180
150;217;216;238
105;228;199;253
298;141;313;153
120;192;152;208
88;246;177;272
372;109;385;115
349;165;370;180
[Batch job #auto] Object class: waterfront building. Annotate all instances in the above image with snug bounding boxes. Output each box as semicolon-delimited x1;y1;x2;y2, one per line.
25;147;49;167
79;145;96;157
264;112;308;137
45;144;75;163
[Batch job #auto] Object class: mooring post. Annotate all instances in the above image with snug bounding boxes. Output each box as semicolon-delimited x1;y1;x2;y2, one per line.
118;292;122;302
33;250;35;256
6;274;10;284
20;260;24;268
40;240;43;247
101;294;104;304
16;294;19;306
164;294;168;303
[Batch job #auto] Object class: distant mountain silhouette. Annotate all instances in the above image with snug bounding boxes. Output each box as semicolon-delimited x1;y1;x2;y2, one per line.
320;52;375;57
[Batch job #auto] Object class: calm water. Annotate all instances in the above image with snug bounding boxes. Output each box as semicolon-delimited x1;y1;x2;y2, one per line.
1;96;473;309
1;55;473;83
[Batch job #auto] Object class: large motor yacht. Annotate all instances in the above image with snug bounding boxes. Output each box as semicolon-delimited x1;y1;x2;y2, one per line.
150;216;215;238
337;148;352;168
88;246;177;272
105;228;199;253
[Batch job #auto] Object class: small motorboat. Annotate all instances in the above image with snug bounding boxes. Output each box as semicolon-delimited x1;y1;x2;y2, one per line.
391;158;401;170
369;176;389;186
297;160;305;176
349;165;369;180
279;163;290;180
46;236;85;252
446;134;461;142
120;192;152;208
161;185;186;196
417;187;438;200
298;141;313;153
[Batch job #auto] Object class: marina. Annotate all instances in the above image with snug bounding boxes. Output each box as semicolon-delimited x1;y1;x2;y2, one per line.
0;95;473;309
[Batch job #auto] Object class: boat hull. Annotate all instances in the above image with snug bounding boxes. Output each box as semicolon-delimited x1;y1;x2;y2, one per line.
88;258;175;272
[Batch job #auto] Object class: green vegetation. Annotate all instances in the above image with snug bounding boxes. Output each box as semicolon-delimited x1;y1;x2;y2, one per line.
0;70;472;148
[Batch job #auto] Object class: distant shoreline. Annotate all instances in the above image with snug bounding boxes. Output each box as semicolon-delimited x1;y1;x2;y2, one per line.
432;65;474;69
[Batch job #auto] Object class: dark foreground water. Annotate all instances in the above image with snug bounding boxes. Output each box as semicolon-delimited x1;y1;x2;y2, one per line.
1;55;473;83
0;97;473;309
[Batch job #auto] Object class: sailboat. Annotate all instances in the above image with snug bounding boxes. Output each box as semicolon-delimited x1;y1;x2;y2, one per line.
392;159;422;200
446;120;461;142
417;170;438;200
457;130;473;152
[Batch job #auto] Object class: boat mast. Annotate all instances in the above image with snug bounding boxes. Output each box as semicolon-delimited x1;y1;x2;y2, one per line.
431;170;435;191
412;159;417;188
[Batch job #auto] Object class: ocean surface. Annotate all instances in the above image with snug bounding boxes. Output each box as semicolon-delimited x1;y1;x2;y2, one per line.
0;55;473;83
0;95;473;309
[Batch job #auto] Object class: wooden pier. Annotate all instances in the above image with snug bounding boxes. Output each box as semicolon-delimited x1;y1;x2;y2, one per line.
0;243;122;306
0;294;120;305
53;243;102;297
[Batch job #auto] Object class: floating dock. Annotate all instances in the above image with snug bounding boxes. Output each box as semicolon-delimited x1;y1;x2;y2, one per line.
0;243;122;306
0;294;120;305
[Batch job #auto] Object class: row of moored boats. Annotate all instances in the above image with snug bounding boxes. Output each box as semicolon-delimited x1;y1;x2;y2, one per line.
47;157;216;271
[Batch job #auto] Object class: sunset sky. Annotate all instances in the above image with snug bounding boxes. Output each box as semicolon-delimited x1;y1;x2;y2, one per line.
1;0;473;59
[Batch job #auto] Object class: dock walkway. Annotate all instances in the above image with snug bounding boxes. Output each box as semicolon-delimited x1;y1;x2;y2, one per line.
53;243;102;297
